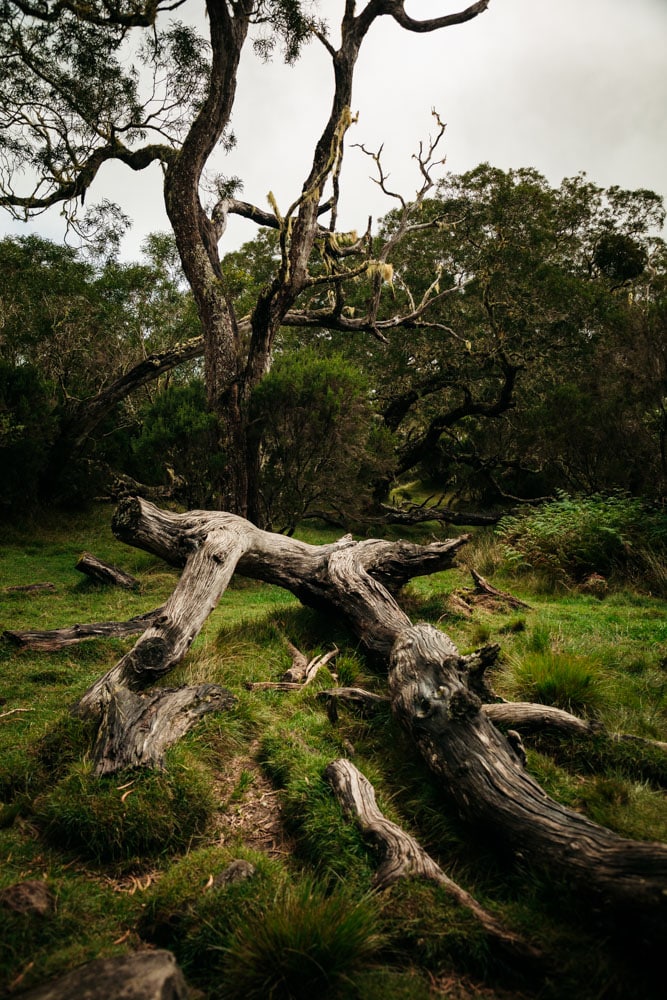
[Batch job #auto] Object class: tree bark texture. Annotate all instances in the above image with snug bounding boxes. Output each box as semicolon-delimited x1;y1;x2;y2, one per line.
75;553;140;590
3;608;163;651
71;497;667;935
325;758;540;963
93;684;236;776
389;624;667;928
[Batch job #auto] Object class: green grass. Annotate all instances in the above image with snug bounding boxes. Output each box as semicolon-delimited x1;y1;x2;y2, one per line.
507;651;606;715
219;879;383;1000
0;505;666;999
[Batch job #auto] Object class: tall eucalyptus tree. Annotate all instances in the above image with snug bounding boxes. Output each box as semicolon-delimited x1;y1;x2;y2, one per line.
0;0;491;521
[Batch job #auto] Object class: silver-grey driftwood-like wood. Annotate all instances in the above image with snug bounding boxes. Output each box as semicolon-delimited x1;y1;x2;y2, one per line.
325;757;540;963
68;497;666;936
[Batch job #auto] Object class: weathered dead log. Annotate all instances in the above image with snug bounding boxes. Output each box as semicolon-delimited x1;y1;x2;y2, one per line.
389;623;667;931
317;687;390;723
325;758;539;963
244;680;305;692
77;500;467;719
281;638;310;682
75;552;140;590
381;500;499;527
483;702;601;737
460;643;505;703
453;569;531;612
63;498;667;932
92;683;236;775
246;647;338;692
484;703;667;786
484;703;667;755
77;524;252;718
4;582;56;594
3;608;164;651
110;497;469;594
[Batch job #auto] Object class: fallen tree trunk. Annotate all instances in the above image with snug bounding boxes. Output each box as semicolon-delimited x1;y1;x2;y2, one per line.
381;500;499;527
4;608;164;651
76;498;468;719
389;624;667;930
53;497;666;934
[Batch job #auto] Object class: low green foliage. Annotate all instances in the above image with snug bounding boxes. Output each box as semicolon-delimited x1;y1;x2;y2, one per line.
141;846;287;983
380;880;490;977
0;842;141;995
498;492;667;594
34;750;216;865
0;507;666;1000
508;651;606;716
219;879;383;1000
250;349;395;532
129;380;223;509
260;709;376;888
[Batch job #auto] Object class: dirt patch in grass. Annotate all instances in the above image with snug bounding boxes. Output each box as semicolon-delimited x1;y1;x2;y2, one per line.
211;741;294;859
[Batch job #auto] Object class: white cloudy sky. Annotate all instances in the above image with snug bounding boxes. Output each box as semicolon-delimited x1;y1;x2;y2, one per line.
3;0;666;258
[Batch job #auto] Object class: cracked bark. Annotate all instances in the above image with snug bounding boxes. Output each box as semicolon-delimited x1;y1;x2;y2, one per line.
63;496;667;939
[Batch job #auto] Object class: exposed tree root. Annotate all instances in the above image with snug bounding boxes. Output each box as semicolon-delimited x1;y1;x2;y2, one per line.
75;552;140;590
93;683;236;776
325;758;541;965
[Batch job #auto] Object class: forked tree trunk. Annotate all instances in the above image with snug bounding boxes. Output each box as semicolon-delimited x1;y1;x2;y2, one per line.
72;498;667;937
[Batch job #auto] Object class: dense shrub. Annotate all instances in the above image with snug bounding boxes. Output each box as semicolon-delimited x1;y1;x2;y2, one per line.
129;379;223;508
0;362;56;515
250;349;395;531
497;492;667;592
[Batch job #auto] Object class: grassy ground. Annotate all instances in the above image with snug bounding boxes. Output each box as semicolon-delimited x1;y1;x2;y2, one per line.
0;505;665;998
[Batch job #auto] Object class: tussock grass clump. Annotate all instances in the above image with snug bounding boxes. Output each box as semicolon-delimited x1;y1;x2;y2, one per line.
220;879;383;1000
508;651;606;716
35;750;216;864
34;713;98;777
576;775;667;843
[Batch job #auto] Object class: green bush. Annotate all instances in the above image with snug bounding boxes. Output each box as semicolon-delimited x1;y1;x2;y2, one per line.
250;349;395;531
498;492;667;592
130;379;223;508
0;361;56;515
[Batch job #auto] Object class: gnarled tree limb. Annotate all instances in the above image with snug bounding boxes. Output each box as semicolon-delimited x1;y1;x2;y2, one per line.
325;757;539;963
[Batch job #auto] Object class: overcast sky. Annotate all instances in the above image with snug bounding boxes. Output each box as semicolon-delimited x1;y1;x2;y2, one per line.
3;0;666;259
